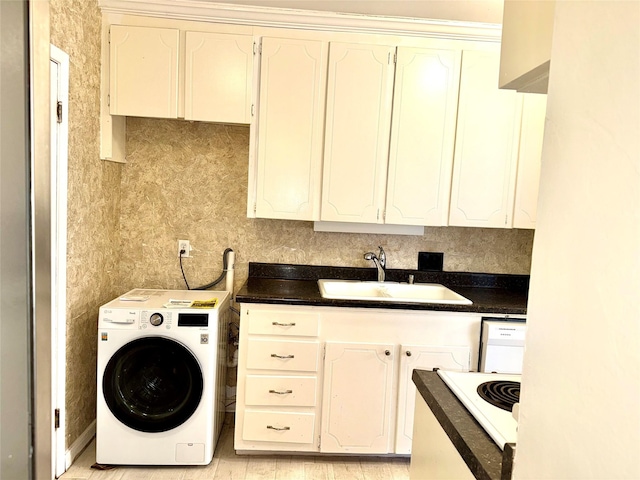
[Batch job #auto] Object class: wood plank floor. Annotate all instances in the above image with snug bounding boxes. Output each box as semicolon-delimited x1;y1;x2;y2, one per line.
60;422;411;480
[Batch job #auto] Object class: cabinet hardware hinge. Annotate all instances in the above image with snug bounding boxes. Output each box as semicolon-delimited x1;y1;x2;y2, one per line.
107;94;110;107
253;202;257;214
56;101;63;123
54;408;60;429
251;104;255;117
318;435;321;449
253;41;256;55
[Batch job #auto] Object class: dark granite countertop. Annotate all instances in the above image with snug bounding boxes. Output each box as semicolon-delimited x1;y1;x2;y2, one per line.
412;370;515;480
235;263;529;315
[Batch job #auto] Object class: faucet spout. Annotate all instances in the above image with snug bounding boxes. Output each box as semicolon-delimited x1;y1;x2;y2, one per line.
364;246;386;282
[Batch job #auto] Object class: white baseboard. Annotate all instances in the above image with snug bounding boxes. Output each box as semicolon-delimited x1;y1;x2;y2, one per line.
65;419;96;469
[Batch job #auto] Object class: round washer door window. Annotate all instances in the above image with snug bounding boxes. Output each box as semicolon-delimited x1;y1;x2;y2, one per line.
103;337;204;433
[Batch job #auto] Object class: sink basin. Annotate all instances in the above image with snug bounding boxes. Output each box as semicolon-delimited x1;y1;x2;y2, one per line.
317;279;473;305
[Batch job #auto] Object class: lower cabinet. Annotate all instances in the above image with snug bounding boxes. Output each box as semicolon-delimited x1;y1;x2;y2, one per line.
321;342;396;454
235;304;480;455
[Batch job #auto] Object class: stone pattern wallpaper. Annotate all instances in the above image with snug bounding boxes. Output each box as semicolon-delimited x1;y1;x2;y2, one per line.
50;0;123;449
120;118;534;297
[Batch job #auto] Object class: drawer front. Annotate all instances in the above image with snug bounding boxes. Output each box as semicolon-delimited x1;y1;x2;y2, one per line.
243;410;315;444
245;375;317;407
247;309;320;337
246;339;320;372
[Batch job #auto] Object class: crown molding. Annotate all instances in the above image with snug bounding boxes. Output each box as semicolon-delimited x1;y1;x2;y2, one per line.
98;0;502;42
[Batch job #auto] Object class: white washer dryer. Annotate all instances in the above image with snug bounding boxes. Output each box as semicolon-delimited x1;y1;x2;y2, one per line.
96;288;230;465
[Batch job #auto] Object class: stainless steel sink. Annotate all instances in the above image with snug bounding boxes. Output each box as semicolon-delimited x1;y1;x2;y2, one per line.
317;279;473;305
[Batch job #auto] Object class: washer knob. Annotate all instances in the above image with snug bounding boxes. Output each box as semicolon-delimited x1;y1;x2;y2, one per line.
149;313;164;326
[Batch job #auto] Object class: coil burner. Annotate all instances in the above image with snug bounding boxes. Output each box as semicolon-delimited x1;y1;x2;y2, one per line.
476;380;520;411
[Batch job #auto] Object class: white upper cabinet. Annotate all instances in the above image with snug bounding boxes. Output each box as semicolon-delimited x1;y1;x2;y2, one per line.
499;0;555;93
109;24;253;123
253;37;328;221
184;32;253;124
449;49;523;228
513;93;547;228
109;24;179;118
321;42;462;226
321;42;396;224
385;47;461;226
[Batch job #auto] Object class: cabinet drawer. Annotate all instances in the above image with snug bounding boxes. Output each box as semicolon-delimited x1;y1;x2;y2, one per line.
247;308;319;337
242;410;315;444
245;375;317;407
246;339;320;372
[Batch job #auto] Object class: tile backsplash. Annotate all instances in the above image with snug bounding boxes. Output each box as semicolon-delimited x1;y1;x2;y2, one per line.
119;118;534;295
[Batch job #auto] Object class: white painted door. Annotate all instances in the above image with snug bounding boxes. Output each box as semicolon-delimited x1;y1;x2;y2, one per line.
109;25;179;118
184;31;253;124
50;44;69;478
449;49;523;228
394;345;470;454
321;342;395;454
321;42;395;224
385;47;461;226
513;93;547;229
254;37;328;220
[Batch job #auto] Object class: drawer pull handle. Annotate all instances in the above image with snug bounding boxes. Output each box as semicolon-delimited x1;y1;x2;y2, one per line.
267;425;291;431
272;322;296;327
269;389;293;395
271;354;295;359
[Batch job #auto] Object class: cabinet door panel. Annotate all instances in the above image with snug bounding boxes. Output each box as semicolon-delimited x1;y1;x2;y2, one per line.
185;32;253;124
321;342;394;454
109;25;179;118
395;345;470;454
449;49;522;228
385;47;461;226
255;37;327;220
321;43;395;223
513;93;546;229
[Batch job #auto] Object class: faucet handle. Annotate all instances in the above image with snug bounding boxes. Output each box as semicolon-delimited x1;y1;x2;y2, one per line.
378;246;386;268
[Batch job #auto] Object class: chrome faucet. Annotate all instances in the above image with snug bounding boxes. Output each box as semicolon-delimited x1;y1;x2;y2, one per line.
364;246;386;282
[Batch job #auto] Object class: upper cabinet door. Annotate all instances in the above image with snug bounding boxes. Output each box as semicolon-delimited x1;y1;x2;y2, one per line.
513;93;547;229
321;42;395;224
109;25;179;118
385;47;461;226
184;32;253;124
254;37;328;221
449;49;523;228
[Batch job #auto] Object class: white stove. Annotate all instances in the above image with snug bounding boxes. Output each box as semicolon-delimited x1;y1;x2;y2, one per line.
437;370;521;450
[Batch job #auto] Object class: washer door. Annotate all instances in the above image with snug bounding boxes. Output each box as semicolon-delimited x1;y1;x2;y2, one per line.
102;337;204;433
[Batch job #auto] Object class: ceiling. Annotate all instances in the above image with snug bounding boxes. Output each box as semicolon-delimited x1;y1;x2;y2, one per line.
211;0;505;24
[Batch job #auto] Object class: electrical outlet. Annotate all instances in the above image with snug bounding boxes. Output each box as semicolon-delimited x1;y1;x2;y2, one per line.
178;240;190;258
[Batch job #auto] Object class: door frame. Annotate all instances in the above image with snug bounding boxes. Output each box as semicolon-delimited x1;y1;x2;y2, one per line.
50;43;69;478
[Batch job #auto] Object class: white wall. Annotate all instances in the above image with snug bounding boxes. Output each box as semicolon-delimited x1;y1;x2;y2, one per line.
514;1;640;478
217;0;504;23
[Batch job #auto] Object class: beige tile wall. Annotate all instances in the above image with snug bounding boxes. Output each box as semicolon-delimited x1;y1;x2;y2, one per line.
120;117;534;296
50;0;123;449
